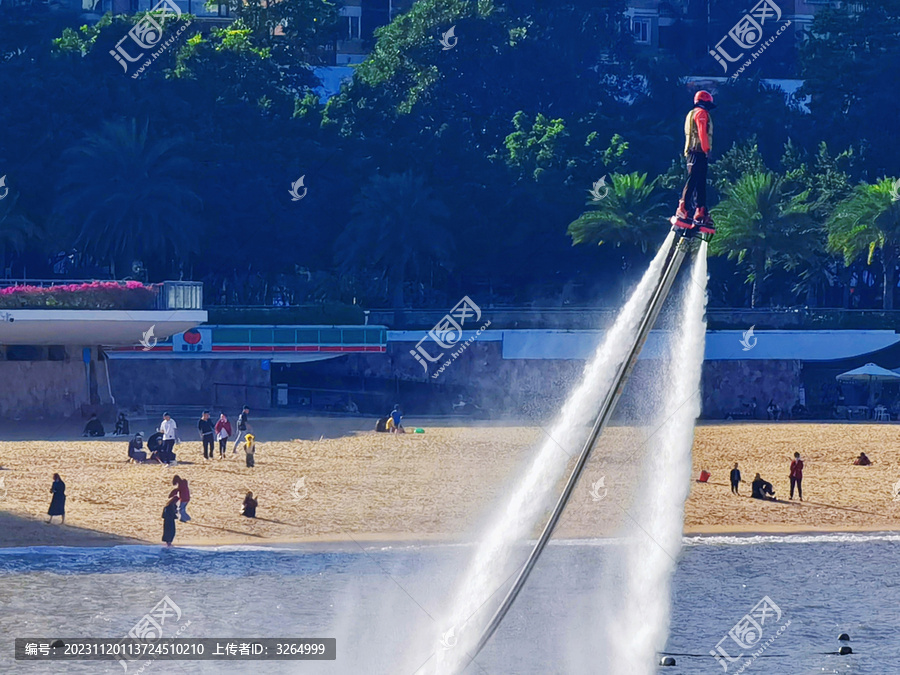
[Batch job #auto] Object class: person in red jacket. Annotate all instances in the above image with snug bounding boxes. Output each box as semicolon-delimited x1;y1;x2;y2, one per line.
789;452;803;501
673;90;716;235
170;475;191;522
214;412;232;459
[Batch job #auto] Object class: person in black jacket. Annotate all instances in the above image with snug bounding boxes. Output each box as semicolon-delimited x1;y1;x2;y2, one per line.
162;496;178;547
241;491;258;518
198;411;216;460
82;414;105;437
128;433;147;463
730;463;742;495
47;474;66;524
751;473;776;500
232;406;252;454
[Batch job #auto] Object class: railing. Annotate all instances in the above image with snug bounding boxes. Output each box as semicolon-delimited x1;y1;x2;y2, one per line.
367;307;900;331
155;281;204;310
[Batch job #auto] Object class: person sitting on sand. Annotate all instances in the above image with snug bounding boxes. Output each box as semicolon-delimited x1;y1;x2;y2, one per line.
114;412;130;436
388;405;405;434
853;452;873;466
82;413;105;437
241;491;258;518
751;473;775;500
162;495;178;547
730;463;742;495
128;432;147;463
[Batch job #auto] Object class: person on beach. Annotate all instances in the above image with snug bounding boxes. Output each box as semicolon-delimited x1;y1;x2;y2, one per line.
242;434;257;467
47;473;66;524
232;406;252;454
389;405;404;434
241;491;258;518
198;411;215;460
789;452;803;501
82;413;105;437
215;413;232;459
128;432;147;463
751;473;775;500
158;413;179;464
114;412;130;436
170;475;191;522
162;495;177;547
853;452;873;466
730;463;742;495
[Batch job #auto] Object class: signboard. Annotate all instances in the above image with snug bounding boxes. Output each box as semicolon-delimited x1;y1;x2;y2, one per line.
172;328;211;353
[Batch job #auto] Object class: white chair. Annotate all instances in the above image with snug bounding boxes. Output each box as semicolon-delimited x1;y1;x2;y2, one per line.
874;406;890;421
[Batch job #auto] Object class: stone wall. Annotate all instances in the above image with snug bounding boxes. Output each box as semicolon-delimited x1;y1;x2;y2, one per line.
0;360;88;419
287;344;804;420
101;345;803;421
107;359;272;411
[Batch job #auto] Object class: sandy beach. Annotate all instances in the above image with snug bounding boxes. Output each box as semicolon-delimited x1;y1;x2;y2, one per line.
1;419;898;547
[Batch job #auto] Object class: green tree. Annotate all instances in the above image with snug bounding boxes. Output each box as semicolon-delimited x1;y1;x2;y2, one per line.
566;172;669;253
335;172;453;309
799;0;900;175
710;172;814;307
55;119;202;279
827;178;900;309
0;190;41;274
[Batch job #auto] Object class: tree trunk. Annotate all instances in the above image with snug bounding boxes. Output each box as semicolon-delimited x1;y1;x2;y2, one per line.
391;276;405;328
883;253;896;310
751;251;766;308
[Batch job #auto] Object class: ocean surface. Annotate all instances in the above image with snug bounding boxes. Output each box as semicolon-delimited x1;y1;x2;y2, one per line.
1;534;899;674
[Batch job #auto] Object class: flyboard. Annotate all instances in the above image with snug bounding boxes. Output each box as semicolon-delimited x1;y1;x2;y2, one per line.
457;220;712;672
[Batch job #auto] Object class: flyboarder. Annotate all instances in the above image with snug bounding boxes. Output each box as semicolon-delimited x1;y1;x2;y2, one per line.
672;90;716;237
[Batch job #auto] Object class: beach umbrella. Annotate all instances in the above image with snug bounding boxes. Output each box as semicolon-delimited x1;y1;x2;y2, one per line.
836;363;900;408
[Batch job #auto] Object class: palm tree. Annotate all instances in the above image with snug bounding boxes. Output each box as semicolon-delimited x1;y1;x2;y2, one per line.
566;172;670;253
710;172;814;308
827;178;900;310
55;119;202;279
335;172;453;310
0;190;42;276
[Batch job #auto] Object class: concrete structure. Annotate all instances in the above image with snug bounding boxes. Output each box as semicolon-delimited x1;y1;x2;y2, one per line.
0;282;205;419
98;323;900;421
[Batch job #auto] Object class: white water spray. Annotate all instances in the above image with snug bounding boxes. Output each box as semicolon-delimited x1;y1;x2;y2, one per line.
584;243;708;674
433;233;677;673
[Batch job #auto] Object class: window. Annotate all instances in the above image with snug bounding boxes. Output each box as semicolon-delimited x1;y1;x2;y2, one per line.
347;15;361;39
632;17;651;45
340;5;362;40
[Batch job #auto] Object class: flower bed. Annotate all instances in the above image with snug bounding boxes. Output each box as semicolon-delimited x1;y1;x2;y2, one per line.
0;281;159;309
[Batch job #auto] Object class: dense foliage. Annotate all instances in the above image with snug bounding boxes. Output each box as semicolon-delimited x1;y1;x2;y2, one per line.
0;0;898;309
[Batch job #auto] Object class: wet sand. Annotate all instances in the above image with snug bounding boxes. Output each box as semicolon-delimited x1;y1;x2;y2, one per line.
0;420;898;547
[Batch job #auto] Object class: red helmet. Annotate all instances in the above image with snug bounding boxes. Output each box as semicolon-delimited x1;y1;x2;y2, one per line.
694;90;714;105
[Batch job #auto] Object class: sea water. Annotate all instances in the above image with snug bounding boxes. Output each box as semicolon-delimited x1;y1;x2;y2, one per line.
0;536;897;673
